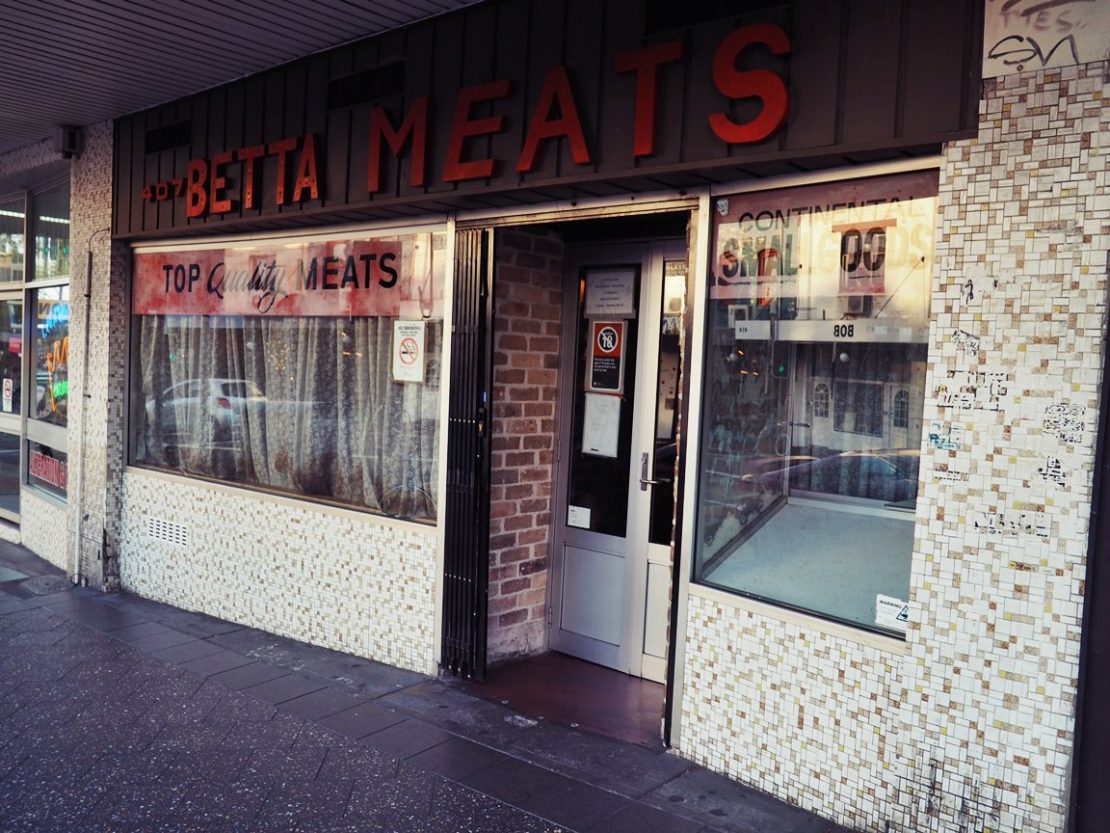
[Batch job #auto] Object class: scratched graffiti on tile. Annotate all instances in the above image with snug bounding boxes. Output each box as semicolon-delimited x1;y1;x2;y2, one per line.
934;469;970;485
934;371;1010;412
951;329;981;357
1037;457;1067;487
972;510;1050;538
1042;402;1085;444
928;421;965;451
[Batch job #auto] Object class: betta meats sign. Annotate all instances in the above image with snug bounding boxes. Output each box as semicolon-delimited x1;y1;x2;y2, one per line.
132;233;442;318
140;24;791;217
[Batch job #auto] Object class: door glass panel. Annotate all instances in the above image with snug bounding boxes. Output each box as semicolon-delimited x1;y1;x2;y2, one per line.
0;432;18;515
0;298;22;416
648;261;685;546
0;197;25;283
564;267;640;537
31;285;69;425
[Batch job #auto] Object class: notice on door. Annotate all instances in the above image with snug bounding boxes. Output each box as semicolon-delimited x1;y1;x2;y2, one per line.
584;268;635;318
582;392;620;458
392;319;426;383
1;378;11;413
588;321;625;394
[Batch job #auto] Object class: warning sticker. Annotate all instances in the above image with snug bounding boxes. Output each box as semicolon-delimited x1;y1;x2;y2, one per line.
875;595;909;634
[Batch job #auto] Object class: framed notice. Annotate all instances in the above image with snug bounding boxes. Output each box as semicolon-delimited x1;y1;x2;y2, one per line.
392;320;427;383
587;321;625;394
584;268;636;318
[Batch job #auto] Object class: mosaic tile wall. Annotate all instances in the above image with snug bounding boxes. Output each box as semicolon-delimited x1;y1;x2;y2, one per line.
119;470;438;674
67;120;130;589
679;60;1108;832
20;490;68;572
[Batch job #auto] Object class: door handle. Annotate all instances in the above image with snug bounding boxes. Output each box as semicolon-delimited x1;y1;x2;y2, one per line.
640;452;657;491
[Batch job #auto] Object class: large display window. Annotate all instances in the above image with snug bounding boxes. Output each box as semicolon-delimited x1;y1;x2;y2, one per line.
693;171;938;636
130;228;446;523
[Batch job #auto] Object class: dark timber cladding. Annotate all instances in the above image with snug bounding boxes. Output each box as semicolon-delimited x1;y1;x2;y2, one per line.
112;0;983;238
441;228;494;678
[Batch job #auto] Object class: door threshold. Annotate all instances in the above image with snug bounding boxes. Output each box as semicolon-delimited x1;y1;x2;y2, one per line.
454;651;666;748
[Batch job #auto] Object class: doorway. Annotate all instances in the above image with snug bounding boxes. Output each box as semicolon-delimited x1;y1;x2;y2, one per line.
549;237;687;683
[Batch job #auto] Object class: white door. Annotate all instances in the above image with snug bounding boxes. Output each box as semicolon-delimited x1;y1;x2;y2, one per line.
549;240;686;681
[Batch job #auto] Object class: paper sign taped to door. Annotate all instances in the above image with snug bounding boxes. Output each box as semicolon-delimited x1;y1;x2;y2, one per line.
875;595;909;633
567;505;591;529
582;392;620;458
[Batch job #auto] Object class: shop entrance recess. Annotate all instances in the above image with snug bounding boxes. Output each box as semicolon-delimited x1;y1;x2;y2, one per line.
549;241;686;682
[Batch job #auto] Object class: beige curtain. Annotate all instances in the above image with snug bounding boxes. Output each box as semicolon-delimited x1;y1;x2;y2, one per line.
136;314;440;521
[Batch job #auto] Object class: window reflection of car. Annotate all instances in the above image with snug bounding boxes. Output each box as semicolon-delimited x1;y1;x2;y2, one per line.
760;450;920;504
147;379;266;452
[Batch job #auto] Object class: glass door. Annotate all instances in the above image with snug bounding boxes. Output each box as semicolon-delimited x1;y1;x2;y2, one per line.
549;240;685;679
0;293;23;519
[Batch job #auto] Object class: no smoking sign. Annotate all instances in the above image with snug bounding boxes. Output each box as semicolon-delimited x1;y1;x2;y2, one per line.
392;320;427;383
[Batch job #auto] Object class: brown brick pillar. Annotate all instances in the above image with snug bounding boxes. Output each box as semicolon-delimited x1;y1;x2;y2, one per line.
486;228;564;664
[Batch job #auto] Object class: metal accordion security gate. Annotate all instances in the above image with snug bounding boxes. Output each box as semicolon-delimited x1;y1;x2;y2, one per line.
440;228;494;679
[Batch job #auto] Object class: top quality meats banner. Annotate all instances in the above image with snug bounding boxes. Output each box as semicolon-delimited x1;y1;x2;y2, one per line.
132;232;444;319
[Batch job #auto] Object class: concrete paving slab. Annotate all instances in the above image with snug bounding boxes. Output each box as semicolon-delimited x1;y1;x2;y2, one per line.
318;701;408;740
462;755;632;831
243;670;330;704
361;718;452;759
277;685;373;720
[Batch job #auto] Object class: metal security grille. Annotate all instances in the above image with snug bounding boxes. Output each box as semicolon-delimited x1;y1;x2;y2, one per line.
440;228;493;680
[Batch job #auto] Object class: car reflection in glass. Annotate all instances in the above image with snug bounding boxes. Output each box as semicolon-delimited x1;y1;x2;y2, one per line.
747;449;920;505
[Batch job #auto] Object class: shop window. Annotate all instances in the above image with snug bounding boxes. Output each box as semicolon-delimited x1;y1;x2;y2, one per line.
27;442;66;501
31;286;69;426
892;388;910;429
32;181;69;281
812;382;829;418
0;433;17;517
695;171;937;636
130;229;446;523
0;197;24;283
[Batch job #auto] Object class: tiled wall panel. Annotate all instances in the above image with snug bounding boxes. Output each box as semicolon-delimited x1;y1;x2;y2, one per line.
119;470;438;674
680;60;1109;833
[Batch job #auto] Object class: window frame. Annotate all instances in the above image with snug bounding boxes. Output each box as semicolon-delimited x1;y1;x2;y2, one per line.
0;176;72;513
692;169;938;638
125;220;449;526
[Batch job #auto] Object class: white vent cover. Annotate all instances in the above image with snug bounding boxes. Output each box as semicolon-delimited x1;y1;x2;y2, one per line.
147;516;188;547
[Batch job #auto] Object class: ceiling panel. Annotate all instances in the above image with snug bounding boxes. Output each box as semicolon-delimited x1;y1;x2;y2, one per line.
0;0;480;153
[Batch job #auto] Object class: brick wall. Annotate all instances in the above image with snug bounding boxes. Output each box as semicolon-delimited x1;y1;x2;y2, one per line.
487;228;564;664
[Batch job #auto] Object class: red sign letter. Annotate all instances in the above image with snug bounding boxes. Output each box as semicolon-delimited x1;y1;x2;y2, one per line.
209;150;234;214
444;80;511;182
517;67;591;173
614;41;683;158
368;97;429;193
709;24;791;145
185;158;208;218
268;136;299;206
236;144;265;210
292;133;321;202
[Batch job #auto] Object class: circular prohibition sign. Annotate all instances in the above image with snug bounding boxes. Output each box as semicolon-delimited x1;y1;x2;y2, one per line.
399;336;420;365
596;325;620;354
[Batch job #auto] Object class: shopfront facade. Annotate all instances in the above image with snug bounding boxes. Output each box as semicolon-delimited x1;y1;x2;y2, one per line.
1;1;1105;831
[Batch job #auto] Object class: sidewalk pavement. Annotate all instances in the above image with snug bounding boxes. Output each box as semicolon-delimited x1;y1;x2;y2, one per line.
0;542;849;833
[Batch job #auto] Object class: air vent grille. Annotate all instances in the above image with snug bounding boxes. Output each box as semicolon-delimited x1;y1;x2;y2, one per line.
147;516;188;547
